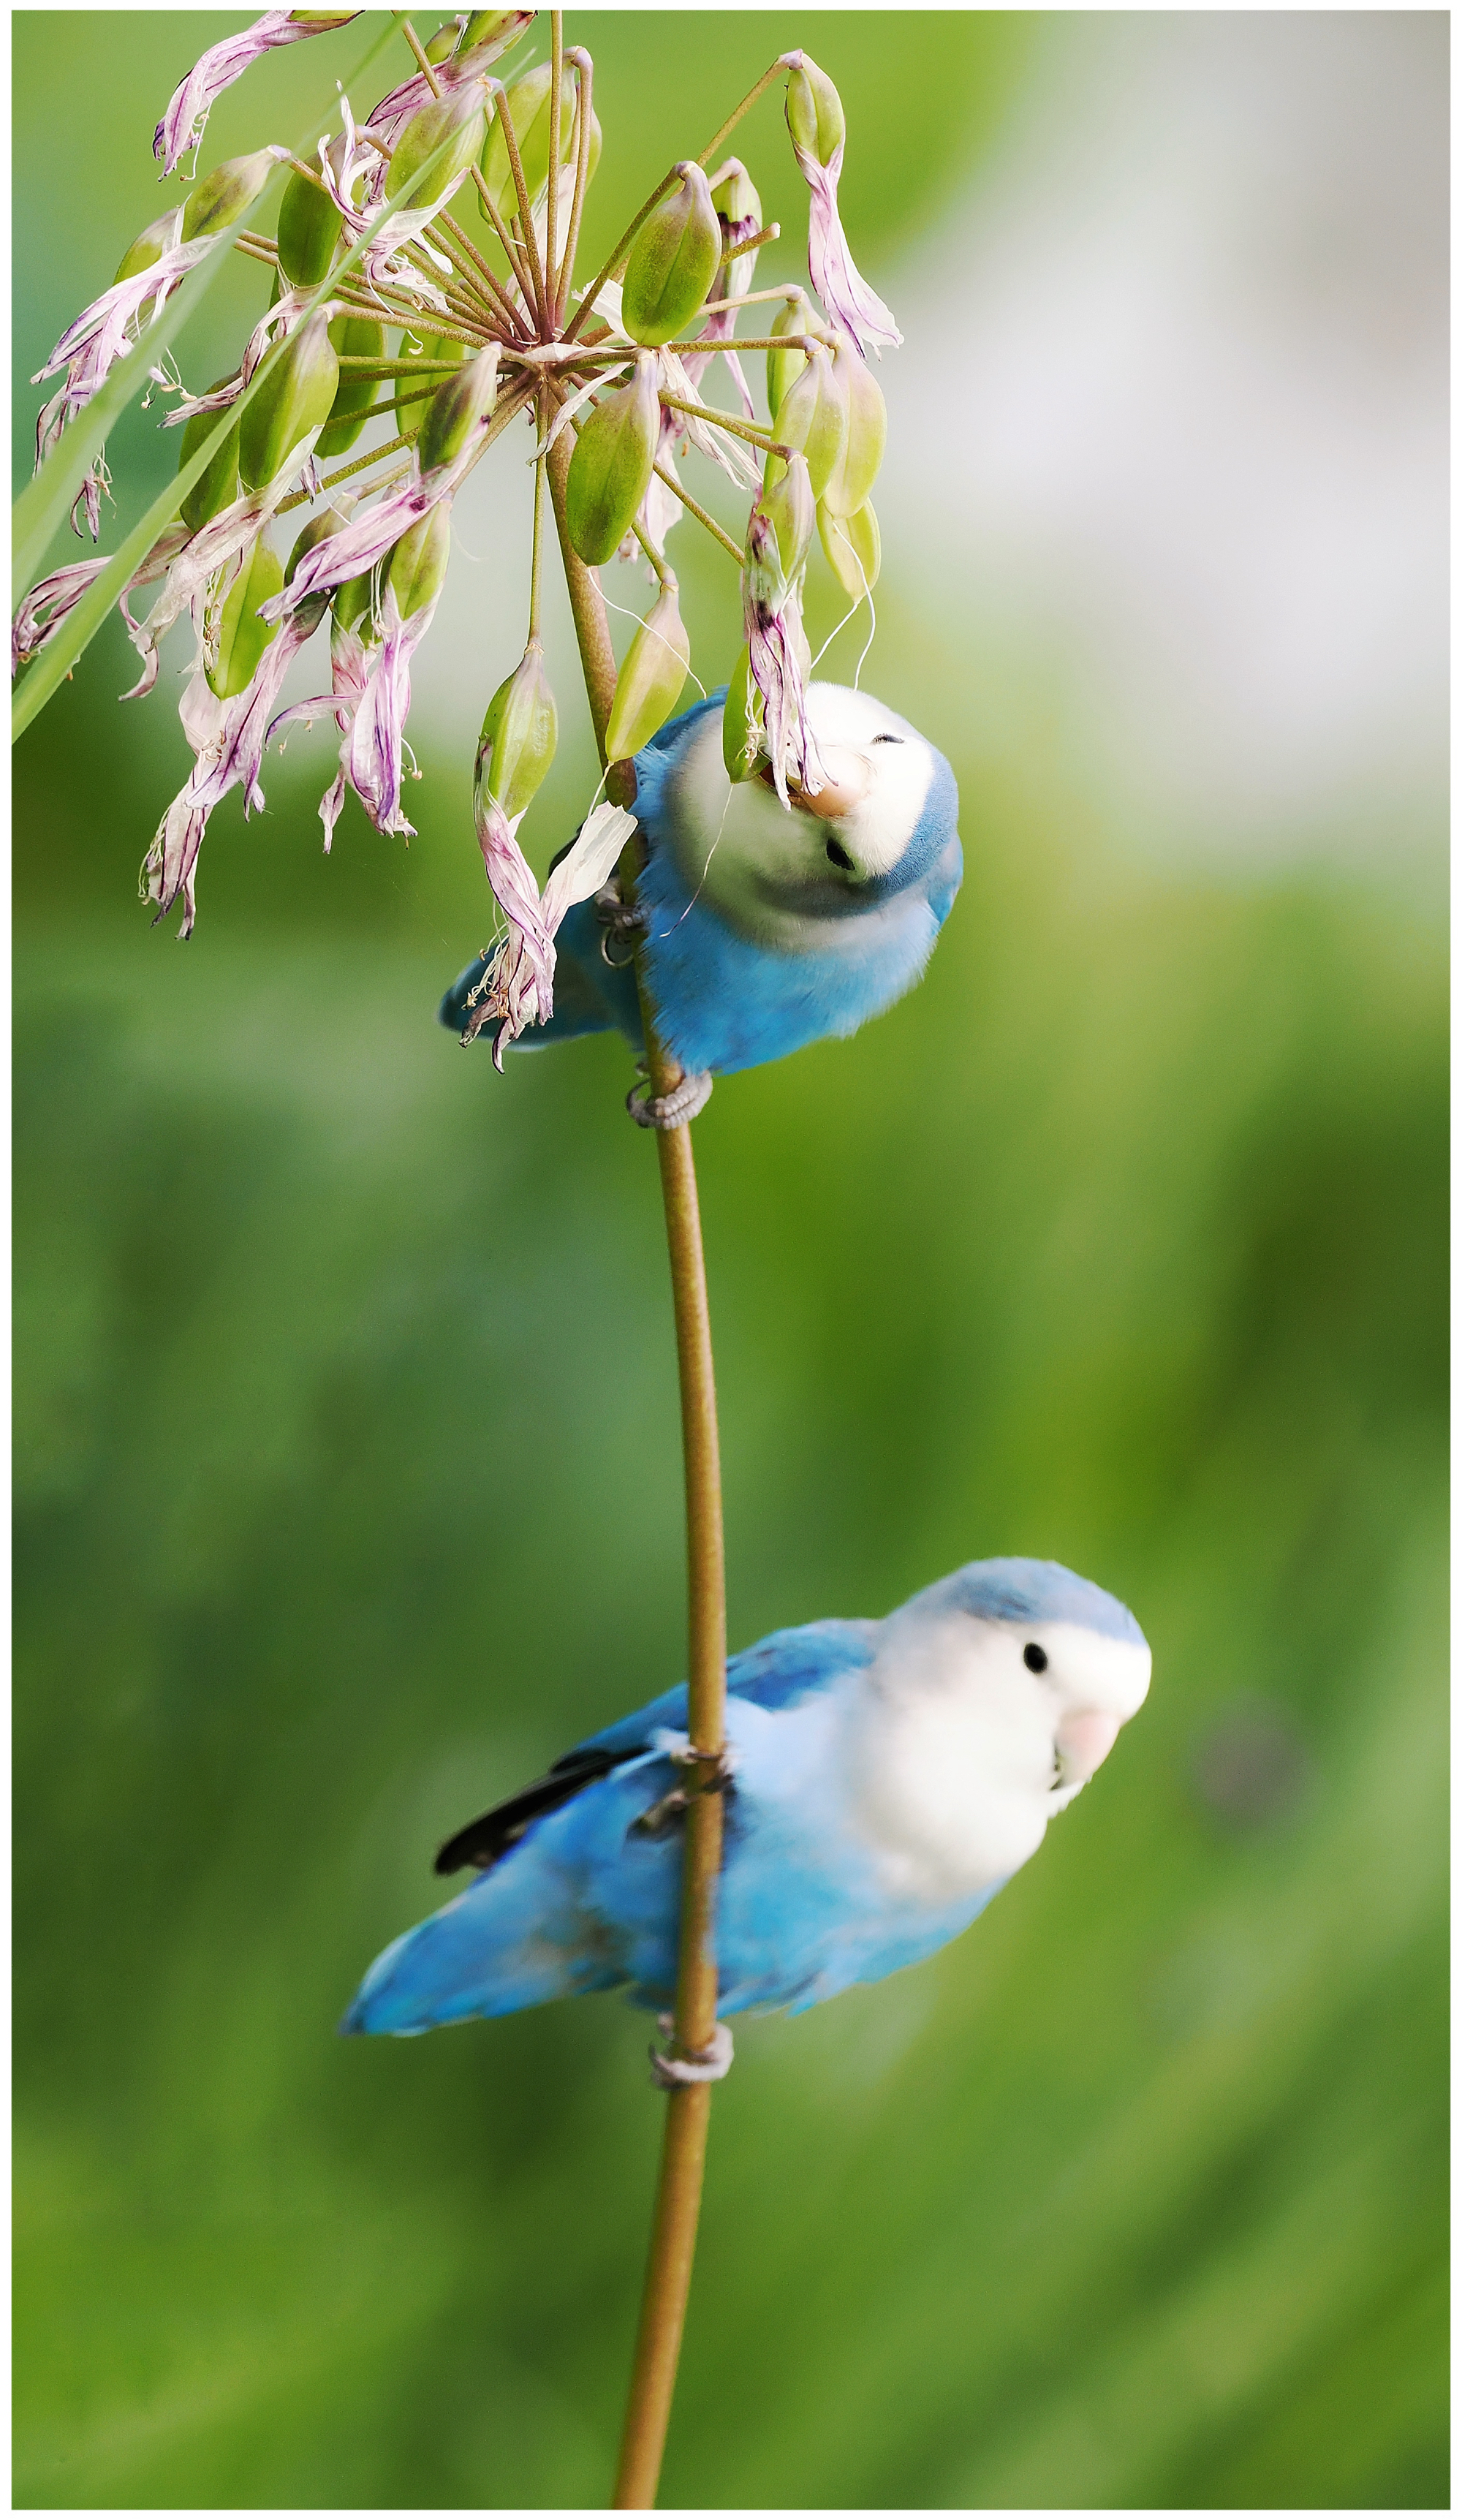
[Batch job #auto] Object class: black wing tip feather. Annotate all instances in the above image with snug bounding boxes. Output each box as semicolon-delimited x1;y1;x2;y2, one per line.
433;1747;629;1876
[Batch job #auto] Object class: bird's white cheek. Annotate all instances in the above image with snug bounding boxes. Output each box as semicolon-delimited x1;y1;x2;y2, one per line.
841;1695;1052;1902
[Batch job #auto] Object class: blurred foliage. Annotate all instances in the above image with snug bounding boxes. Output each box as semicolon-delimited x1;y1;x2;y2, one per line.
12;10;1447;2511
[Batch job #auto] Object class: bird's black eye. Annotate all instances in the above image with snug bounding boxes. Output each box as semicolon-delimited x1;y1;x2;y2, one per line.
825;837;855;871
1023;1643;1048;1673
871;733;903;745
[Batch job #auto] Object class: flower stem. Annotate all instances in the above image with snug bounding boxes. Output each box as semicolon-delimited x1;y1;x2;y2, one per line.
529;418;547;640
545;13;564;330
694;54;792;173
716;221;779;263
649;461;744;564
433;209;526;333
545;428;728;2514
656;389;789;459
557;49;595;325
492;76;550;328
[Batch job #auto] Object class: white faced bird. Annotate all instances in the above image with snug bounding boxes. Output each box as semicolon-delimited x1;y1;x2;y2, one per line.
441;681;963;1109
345;1559;1151;2060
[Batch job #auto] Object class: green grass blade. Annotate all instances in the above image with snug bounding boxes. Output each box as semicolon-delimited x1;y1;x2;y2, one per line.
12;123;466;749
11;12;406;604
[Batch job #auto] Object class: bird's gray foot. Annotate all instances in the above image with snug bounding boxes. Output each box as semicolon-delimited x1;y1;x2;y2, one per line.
594;879;646;970
626;1068;713;1130
649;2016;734;2089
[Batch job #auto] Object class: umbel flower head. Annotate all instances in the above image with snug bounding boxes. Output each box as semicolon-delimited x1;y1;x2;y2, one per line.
18;13;901;1034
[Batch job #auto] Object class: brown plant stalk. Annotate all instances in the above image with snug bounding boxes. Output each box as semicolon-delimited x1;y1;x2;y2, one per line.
545;427;730;2511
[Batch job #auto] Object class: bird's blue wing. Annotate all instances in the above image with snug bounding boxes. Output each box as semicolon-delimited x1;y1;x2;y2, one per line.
344;1616;882;2035
571;1616;878;1760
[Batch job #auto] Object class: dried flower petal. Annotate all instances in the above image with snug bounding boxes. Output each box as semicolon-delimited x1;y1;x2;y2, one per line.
466;800;637;1062
782;50;901;358
154;11;359;176
32;232;214;530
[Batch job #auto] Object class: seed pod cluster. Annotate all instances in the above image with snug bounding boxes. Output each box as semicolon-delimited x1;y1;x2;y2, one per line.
114;210;182;287
177;384;240;531
388;80;488;205
206;534;282;700
276;146;345;287
621;162;720;348
238;308;339;491
784;54;846;168
317;315;385;458
817;497;880;599
604;584;691;763
564;357;659;566
477;640;558;820
387;505;452;621
772;347;846;502
480;65;600;217
417;344;499;472
181;149;277;243
394;332;464;442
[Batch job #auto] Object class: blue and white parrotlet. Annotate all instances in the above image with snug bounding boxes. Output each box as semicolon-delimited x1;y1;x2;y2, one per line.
441;681;963;1085
345;1560;1151;2053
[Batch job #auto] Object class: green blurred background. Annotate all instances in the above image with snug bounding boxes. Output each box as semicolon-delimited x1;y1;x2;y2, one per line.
13;11;1447;2509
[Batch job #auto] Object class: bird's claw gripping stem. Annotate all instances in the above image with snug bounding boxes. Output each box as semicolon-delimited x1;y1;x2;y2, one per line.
627;1069;713;1130
648;2017;734;2089
594;877;646;970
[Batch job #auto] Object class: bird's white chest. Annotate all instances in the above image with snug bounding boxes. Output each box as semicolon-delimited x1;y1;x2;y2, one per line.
836;1631;1056;1904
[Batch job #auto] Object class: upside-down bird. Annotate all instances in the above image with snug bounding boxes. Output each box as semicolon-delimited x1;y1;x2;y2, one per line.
441;681;963;1113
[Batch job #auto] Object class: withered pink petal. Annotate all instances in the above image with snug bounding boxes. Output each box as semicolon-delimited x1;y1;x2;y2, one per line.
154;12;359;175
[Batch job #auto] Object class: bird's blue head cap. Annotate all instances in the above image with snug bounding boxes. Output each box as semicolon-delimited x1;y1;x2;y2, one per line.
913;1557;1148;1647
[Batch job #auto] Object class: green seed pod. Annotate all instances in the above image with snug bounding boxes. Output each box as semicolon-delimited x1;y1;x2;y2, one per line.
772;347;847;502
621;162;720;349
205;534;283;700
238;309;339;492
387;504;452;619
315;315;385;460
758;448;815;584
461;9;531;57
604;584;691;763
178;383;241;532
286;504;350;585
393;331;463;442
115;211;181;286
710;159;762;298
276;156;344;287
333;570;376;637
817;496;880;601
721;641;762;784
822;335;887;518
417;344;499;472
477;640;557;820
424;17;464;62
711;159;760;231
479;64;584;215
181;149;277;243
785;54;846;168
766;293;815;428
387;79;487;207
564;358;659;567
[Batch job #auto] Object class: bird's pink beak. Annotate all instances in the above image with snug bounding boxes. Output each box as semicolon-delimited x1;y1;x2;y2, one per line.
1055;1709;1122;1785
760;746;874;820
